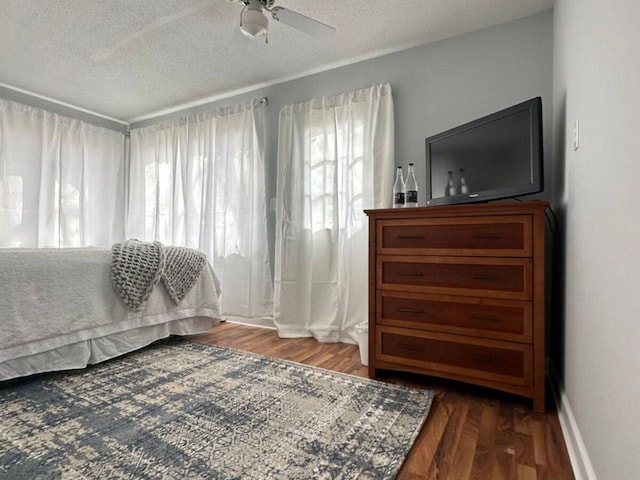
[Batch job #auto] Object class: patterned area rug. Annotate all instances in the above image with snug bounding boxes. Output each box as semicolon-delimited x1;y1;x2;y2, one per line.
0;339;433;479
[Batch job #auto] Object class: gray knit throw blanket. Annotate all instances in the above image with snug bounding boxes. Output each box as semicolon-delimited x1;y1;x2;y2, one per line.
111;240;207;311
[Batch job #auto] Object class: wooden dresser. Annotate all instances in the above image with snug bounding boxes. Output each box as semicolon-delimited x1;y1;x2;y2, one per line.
364;201;548;412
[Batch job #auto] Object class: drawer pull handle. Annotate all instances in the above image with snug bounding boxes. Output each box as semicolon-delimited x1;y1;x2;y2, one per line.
397;271;424;277
472;354;503;365
471;315;502;323
397;343;422;352
473;234;504;239
473;274;500;281
397;234;424;240
398;307;424;314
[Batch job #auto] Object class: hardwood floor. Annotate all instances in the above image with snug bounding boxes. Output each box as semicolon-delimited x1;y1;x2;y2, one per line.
190;322;574;480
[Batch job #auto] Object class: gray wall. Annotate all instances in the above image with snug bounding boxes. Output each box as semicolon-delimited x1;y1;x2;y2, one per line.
132;10;554;274
553;0;640;479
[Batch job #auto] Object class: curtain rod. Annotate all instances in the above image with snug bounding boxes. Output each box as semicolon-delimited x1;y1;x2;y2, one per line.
125;96;270;135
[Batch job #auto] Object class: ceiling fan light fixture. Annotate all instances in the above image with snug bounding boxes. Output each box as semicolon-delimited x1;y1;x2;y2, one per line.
240;9;268;37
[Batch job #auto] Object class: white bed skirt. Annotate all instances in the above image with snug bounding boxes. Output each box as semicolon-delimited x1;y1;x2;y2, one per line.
0;317;216;381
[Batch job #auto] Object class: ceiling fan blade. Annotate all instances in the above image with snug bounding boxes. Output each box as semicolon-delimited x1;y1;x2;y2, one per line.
91;0;213;62
270;7;335;41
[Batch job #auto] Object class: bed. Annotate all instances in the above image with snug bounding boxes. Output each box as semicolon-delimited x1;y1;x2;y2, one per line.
0;246;222;381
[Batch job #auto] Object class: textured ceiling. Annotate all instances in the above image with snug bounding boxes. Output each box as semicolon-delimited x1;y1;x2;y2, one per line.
0;0;553;123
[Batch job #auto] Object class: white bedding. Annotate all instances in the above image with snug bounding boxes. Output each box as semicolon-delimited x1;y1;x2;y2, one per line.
0;248;222;381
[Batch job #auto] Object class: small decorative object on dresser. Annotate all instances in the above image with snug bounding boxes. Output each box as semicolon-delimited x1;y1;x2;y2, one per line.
365;201;549;412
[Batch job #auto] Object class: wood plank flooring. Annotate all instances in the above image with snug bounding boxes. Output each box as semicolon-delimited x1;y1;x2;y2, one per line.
190;322;574;480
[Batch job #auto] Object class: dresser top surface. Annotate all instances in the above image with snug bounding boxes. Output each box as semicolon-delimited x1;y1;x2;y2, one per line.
365;200;549;219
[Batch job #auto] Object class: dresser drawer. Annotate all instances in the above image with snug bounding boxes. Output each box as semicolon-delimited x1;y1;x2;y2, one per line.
377;326;533;387
378;255;533;300
377;291;532;342
377;216;532;257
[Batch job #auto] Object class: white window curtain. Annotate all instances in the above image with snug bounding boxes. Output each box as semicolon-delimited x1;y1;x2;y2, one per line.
0;99;125;248
274;84;394;343
127;100;272;323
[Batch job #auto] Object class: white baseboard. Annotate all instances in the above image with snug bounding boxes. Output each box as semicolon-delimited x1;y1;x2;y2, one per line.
550;372;598;480
224;316;276;330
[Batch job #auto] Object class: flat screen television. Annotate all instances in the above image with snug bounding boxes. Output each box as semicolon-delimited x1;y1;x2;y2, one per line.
425;97;543;206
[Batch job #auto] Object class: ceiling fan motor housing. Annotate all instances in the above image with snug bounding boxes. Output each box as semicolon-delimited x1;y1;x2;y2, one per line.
241;8;268;37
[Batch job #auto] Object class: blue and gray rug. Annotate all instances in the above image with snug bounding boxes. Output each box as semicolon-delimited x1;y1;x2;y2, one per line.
0;339;433;479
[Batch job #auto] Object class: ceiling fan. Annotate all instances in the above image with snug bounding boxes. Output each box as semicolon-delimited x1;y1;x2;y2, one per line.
91;0;335;63
228;0;335;42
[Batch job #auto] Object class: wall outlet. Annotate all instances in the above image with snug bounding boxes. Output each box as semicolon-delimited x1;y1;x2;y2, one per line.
573;118;580;151
269;198;276;212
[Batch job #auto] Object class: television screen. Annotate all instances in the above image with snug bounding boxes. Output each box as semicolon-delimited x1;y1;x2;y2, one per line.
426;97;543;206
